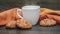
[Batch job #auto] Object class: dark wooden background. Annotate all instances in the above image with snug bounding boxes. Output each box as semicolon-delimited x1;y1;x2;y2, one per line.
0;0;60;10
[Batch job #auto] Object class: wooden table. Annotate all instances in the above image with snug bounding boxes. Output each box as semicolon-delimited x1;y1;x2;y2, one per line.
0;25;60;34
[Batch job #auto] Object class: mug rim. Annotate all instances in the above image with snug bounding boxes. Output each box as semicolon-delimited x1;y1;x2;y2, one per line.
22;5;40;10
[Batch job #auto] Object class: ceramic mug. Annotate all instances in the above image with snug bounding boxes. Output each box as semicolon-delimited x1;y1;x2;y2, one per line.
17;5;40;25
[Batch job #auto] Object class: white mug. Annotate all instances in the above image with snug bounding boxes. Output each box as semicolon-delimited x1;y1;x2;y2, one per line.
17;5;40;25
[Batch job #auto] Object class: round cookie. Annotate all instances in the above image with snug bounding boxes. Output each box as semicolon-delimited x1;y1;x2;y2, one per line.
6;20;16;28
39;18;56;26
16;19;32;29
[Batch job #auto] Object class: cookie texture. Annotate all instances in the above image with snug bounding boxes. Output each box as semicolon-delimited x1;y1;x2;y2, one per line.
6;20;16;28
39;18;56;26
17;19;32;29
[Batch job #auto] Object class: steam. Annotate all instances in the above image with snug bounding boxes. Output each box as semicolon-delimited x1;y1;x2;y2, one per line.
24;0;38;5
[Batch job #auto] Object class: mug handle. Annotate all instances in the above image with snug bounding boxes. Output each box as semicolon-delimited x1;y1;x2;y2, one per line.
17;8;23;19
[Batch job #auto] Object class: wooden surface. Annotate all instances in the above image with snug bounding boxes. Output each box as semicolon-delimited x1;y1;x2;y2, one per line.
0;0;60;10
0;25;60;34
